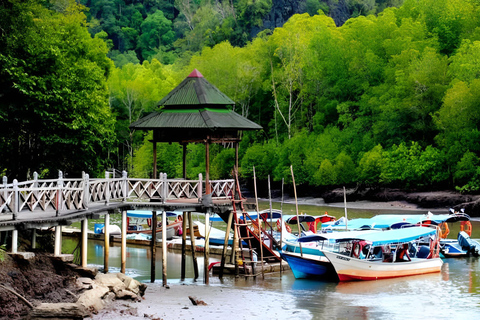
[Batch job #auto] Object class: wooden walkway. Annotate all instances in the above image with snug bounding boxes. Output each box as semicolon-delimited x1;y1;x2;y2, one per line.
0;170;235;231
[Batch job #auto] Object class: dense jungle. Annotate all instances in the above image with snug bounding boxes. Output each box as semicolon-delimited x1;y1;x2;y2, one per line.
1;0;480;197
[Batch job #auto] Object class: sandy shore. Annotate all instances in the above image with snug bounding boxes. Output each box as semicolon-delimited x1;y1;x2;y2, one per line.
92;280;310;320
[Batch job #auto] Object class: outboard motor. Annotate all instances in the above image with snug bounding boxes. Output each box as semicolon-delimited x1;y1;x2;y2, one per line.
458;231;480;257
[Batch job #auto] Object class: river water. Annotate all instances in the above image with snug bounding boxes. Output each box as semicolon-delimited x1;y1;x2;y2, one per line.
68;203;480;319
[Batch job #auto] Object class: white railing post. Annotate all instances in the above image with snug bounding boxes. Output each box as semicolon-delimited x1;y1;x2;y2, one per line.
83;172;90;209
161;173;168;202
105;171;110;205
56;171;63;216
11;229;18;253
122;171;128;202
12;179;18;220
33;171;38;199
198;173;203;198
3;176;7;213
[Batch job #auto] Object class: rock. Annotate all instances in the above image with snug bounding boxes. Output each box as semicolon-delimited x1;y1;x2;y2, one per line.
188;296;207;306
30;302;90;319
116;273;147;296
94;273;125;295
76;283;110;313
115;290;137;300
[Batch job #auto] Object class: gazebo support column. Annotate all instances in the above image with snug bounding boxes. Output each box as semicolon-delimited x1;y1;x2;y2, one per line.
205;137;211;194
183;143;187;179
153;136;157;179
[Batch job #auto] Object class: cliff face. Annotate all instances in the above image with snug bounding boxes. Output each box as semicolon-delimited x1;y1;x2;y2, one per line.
250;0;350;38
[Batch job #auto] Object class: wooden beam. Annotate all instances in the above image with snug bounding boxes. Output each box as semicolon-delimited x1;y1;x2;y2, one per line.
151;211;157;283
204;210;210;285
104;214;110;273
188;212;199;280
181;212;187;281
205;137;211;195
121;210;126;273
81;218;88;267
54;226;61;256
162;210;167;286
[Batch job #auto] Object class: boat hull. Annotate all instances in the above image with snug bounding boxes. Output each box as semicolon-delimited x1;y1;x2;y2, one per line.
280;251;337;280
323;250;443;281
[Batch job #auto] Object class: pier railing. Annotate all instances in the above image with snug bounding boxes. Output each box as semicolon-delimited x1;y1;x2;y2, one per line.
0;171;234;219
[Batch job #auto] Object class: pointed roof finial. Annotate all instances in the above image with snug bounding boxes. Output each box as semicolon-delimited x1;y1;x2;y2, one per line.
188;69;204;78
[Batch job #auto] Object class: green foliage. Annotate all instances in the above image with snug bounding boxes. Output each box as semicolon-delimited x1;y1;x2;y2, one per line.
0;0;116;179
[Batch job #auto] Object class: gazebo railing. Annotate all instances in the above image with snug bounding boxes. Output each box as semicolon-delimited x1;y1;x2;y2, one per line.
0;171;234;220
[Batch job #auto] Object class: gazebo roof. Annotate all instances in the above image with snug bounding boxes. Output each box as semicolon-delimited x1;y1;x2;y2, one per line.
130;69;262;142
158;69;235;107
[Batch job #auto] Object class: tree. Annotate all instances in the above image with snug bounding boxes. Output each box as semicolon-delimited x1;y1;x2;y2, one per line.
138;10;176;60
0;0;116;179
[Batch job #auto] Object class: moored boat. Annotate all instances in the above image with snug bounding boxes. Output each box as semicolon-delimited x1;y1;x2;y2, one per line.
321;226;443;281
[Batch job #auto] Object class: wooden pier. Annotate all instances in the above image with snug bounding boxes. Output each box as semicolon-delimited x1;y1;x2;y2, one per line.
0;170;237;284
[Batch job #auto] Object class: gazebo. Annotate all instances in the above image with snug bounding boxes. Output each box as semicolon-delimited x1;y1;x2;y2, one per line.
129;69;262;195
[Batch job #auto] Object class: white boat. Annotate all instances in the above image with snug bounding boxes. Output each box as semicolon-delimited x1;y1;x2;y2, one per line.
319;226;443;281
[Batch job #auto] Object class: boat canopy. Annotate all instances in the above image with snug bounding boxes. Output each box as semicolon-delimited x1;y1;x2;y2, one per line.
299;227;436;247
322;212;470;231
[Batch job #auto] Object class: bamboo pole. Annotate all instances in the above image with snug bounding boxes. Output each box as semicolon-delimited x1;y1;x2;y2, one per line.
204;210;210;285
290;165;302;256
344;186;348;231
280;178;284;275
104;214;110;273
151;210;157;283
220;211;233;278
188;212;199;280
181;212;187;281
81;218;88;267
253;166;264;279
121;210;127;273
162;211;167;286
268;175;273;247
54;226;61;256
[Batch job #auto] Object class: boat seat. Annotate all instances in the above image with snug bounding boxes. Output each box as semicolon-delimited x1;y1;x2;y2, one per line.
416;245;430;258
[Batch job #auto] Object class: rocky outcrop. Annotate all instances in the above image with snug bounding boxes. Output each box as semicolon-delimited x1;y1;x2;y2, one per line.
321;188;480;216
250;0;351;38
29;273;147;319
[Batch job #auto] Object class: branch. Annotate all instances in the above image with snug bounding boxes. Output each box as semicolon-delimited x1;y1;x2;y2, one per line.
0;284;34;309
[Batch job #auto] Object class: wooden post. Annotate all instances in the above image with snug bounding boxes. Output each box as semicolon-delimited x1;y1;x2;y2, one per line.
183;144;187;179
220;211;233;278
235;142;239;172
162;211;167;286
280;178;284;275
253;166;264;278
205;137;211;194
54;226;62;256
31;229;36;249
188;212;199;280
181;212;187;281
121;210;127;273
204;210;210;284
11;229;18;254
104;214;110;273
81;218;88;267
151;211;157;283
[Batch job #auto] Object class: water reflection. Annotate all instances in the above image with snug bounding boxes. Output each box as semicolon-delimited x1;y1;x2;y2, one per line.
66;234;480;320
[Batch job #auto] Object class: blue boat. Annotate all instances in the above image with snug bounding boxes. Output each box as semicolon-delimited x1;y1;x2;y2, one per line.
280;230;377;280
